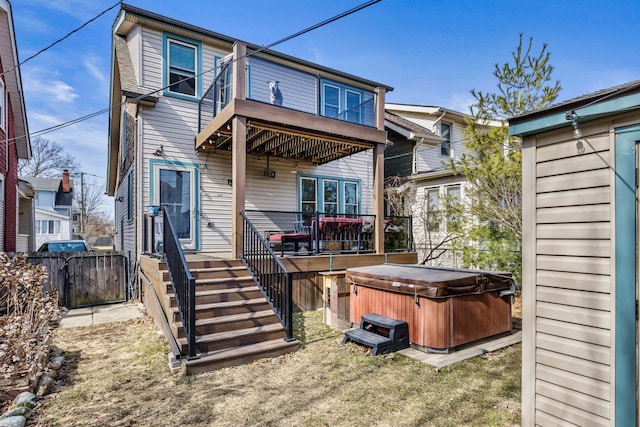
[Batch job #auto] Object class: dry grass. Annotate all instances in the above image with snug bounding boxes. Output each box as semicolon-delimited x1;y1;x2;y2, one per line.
30;308;521;426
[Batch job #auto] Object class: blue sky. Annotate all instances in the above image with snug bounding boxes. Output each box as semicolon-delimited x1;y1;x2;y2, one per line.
11;0;640;213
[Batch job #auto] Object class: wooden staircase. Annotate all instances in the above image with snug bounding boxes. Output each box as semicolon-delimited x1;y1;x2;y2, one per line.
144;256;299;374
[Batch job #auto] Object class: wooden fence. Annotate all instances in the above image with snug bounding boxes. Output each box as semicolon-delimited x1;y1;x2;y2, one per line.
27;252;128;308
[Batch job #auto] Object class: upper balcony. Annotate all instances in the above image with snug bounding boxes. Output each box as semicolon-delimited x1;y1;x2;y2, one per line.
195;42;389;164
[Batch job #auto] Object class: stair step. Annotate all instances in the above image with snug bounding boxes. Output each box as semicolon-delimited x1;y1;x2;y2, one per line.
182;338;299;375
173;309;279;337
167;286;263;306
162;265;250;281
169;298;272;322
164;276;255;293
178;322;286;354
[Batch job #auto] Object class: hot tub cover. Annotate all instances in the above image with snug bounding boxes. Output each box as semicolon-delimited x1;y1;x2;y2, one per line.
346;264;513;299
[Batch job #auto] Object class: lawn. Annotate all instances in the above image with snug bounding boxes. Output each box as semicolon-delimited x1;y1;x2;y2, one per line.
30;309;521;426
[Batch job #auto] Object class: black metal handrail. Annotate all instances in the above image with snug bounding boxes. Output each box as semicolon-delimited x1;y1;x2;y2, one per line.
240;211;294;341
161;206;197;359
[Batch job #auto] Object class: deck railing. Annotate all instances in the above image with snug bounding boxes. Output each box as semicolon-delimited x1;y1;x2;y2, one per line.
240;211;294;341
198;54;375;133
243;210;413;255
161;206;197;359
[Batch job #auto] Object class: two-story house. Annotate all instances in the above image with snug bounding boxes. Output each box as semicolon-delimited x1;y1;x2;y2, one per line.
384;104;480;267
107;4;415;372
0;0;32;254
22;171;74;249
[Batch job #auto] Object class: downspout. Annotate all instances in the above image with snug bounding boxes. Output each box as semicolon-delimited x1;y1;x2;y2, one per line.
432;110;447;132
412;137;423;174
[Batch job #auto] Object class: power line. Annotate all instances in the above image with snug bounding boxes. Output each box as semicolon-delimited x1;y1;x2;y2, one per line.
1;1;121;78
14;0;382;144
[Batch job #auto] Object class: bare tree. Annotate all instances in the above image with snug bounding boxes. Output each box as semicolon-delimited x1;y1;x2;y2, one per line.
385;176;466;265
74;176;112;238
18;137;80;178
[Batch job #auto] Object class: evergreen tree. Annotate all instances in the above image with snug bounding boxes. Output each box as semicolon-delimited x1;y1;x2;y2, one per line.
450;34;561;282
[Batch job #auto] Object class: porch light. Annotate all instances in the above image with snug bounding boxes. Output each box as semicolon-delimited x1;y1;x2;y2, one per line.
565;110;582;138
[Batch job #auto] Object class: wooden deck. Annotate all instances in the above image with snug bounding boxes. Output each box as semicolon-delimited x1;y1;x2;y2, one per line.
139;251;417;374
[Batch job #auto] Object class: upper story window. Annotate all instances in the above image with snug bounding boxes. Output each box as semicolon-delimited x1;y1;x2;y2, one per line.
440;122;451;156
163;33;201;100
320;79;373;126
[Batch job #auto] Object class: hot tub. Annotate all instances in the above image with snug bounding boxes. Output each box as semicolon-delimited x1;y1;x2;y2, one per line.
346;264;514;351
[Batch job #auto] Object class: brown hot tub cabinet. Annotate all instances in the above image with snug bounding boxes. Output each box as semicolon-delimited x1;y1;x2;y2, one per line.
346;264;514;351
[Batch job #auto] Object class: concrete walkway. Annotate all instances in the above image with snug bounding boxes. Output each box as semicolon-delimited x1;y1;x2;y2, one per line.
59;302;145;328
397;330;522;370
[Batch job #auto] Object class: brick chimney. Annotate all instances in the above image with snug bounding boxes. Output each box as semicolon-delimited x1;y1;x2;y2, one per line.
62;169;70;193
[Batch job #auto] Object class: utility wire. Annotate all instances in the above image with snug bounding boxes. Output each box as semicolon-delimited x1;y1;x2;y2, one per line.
20;0;382;142
1;1;122;78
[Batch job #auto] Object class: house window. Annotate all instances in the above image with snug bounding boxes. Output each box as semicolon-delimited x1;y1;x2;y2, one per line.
426;188;439;231
440;122;451;156
121;108;127;163
323;180;338;215
151;160;199;249
301;177;317;215
36;220;60;235
163;34;201;99
0;78;4;130
127;173;133;221
322;84;340;119
344;181;358;215
320;79;369;125
212;54;234;114
445;185;461;231
299;175;361;215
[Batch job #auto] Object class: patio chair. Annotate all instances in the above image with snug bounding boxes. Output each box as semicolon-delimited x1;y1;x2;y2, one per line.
268;221;311;256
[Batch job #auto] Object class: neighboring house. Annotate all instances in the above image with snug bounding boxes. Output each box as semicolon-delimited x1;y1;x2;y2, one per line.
108;4;394;263
16;178;35;252
384;104;493;266
22;171;74;249
509;80;640;426
0;0;31;254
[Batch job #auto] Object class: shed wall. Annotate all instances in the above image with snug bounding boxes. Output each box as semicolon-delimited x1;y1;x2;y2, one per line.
523;120;617;426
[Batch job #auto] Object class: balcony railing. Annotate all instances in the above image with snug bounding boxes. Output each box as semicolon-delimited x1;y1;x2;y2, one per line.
243;210;412;256
198;55;376;133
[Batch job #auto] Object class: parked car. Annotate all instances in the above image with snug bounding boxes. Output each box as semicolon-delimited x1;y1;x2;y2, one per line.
88;236;114;252
37;240;92;253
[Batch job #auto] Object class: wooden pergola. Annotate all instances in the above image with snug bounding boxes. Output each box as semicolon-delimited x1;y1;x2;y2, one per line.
194;42;388;258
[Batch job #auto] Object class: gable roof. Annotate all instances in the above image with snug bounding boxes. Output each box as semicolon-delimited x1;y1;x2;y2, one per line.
0;0;30;159
384;111;439;142
21;176;74;207
509;80;640;137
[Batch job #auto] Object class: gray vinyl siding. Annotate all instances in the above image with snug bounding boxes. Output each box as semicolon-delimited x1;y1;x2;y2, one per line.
526;122;613;426
115;165;136;261
248;57;316;113
135;27;375;254
385;109;471;173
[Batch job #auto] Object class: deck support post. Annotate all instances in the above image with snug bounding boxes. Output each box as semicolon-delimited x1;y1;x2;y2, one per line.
231;42;247;258
373;86;386;254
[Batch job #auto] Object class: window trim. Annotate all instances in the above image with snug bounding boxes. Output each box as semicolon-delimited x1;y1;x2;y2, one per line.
298;174;362;215
127;173;133;221
319;79;366;125
0;78;5;130
162;32;202;101
121;107;127;163
440;122;452;157
149;159;200;250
